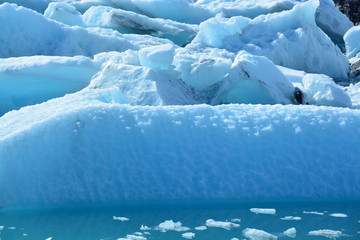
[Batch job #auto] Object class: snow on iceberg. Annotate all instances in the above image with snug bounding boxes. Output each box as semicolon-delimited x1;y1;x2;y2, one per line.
0;55;100;116
1;90;360;208
214;51;294;105
190;0;349;80
173;47;234;90
82;6;198;46
130;0;212;24
139;44;176;70
344;25;360;59
0;3;137;58
302;74;352;108
44;2;84;26
315;0;353;44
2;0;55;13
194;0;297;19
89;48;296;106
45;3;198;46
194;0;352;45
87;60;199;106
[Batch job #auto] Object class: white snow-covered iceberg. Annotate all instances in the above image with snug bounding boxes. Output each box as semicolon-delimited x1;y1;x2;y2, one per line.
0;3;135;58
89;48;297;106
45;3;198;46
302;74;352;108
195;0;296;19
44;2;85;26
1;89;360;208
130;0;212;24
314;0;353;44
190;0;349;80
0;0;359;210
344;25;360;59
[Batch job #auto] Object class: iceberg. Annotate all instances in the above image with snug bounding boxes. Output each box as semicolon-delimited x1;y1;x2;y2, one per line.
314;0;353;44
0;55;100;115
344;25;360;59
1;90;360;208
45;3;198;46
194;0;297;19
190;0;349;80
0;3;135;58
302;74;352;108
82;6;198;46
0;0;359;210
130;0;212;24
44;2;85;26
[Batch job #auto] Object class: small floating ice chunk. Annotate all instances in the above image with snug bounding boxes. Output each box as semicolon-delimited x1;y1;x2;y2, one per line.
195;226;207;231
113;216;130;221
182;232;195;239
156;220;190;232
133;232;143;236
45;238;52;240
231;218;241;223
8;227;16;230
309;230;343;239
243;228;277;240
303;211;325;215
205;219;240;230
120;234;147;240
284;228;296;238
250;208;276;215
140;225;151;231
280;216;301;221
329;213;348;218
0;226;4;230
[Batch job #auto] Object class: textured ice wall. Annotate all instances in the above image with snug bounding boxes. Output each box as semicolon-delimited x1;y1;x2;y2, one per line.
0;93;359;208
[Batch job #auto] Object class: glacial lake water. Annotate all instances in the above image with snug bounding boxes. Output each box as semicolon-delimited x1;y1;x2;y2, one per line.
0;201;359;240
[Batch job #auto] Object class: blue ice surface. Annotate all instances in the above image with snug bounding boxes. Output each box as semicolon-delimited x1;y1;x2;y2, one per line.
0;201;359;240
1;97;360;209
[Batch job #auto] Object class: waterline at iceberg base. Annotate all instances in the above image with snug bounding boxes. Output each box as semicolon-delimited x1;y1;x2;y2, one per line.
1;101;359;209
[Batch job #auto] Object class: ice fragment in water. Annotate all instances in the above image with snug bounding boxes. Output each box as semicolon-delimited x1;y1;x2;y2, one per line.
250;208;276;215
243;228;277;240
308;229;343;239
284;228;296;238
329;213;348;218
113;216;129;221
206;219;240;230
182;232;195;239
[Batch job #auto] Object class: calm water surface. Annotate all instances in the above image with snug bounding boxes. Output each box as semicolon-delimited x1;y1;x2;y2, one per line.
0;201;359;240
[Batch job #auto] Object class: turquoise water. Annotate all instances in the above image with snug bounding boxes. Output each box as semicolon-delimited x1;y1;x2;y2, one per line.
0;201;359;240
